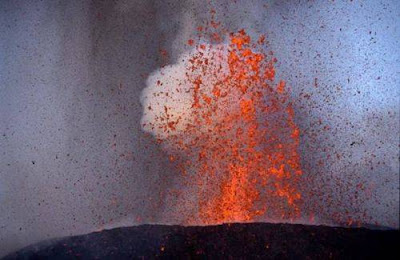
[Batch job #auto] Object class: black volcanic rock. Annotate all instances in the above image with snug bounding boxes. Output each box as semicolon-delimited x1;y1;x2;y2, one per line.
3;223;399;259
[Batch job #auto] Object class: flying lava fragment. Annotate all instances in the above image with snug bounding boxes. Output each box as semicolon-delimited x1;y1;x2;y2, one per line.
141;16;303;225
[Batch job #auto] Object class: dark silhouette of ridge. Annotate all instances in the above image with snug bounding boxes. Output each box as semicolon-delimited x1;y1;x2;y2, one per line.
4;223;399;259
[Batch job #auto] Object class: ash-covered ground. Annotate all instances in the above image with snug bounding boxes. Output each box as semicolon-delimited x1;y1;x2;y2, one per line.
4;223;399;259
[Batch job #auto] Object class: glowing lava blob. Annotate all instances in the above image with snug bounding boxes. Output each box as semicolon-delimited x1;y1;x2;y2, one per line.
141;29;303;225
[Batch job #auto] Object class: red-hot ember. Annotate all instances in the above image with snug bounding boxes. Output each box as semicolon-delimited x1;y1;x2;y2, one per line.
142;16;303;225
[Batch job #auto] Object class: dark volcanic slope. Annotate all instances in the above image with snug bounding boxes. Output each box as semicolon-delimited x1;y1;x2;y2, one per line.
4;223;399;259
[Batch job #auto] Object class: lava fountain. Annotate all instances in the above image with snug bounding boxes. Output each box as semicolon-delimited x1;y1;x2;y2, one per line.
141;18;303;225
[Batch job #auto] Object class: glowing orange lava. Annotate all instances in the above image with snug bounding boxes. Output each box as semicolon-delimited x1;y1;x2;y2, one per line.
144;19;303;224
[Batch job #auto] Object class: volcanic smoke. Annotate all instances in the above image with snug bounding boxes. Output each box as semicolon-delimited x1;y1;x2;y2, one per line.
140;22;303;225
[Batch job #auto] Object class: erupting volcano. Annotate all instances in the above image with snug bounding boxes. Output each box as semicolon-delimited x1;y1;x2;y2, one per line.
141;13;303;225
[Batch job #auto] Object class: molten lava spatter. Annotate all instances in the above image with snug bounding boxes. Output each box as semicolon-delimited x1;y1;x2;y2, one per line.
141;20;303;224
